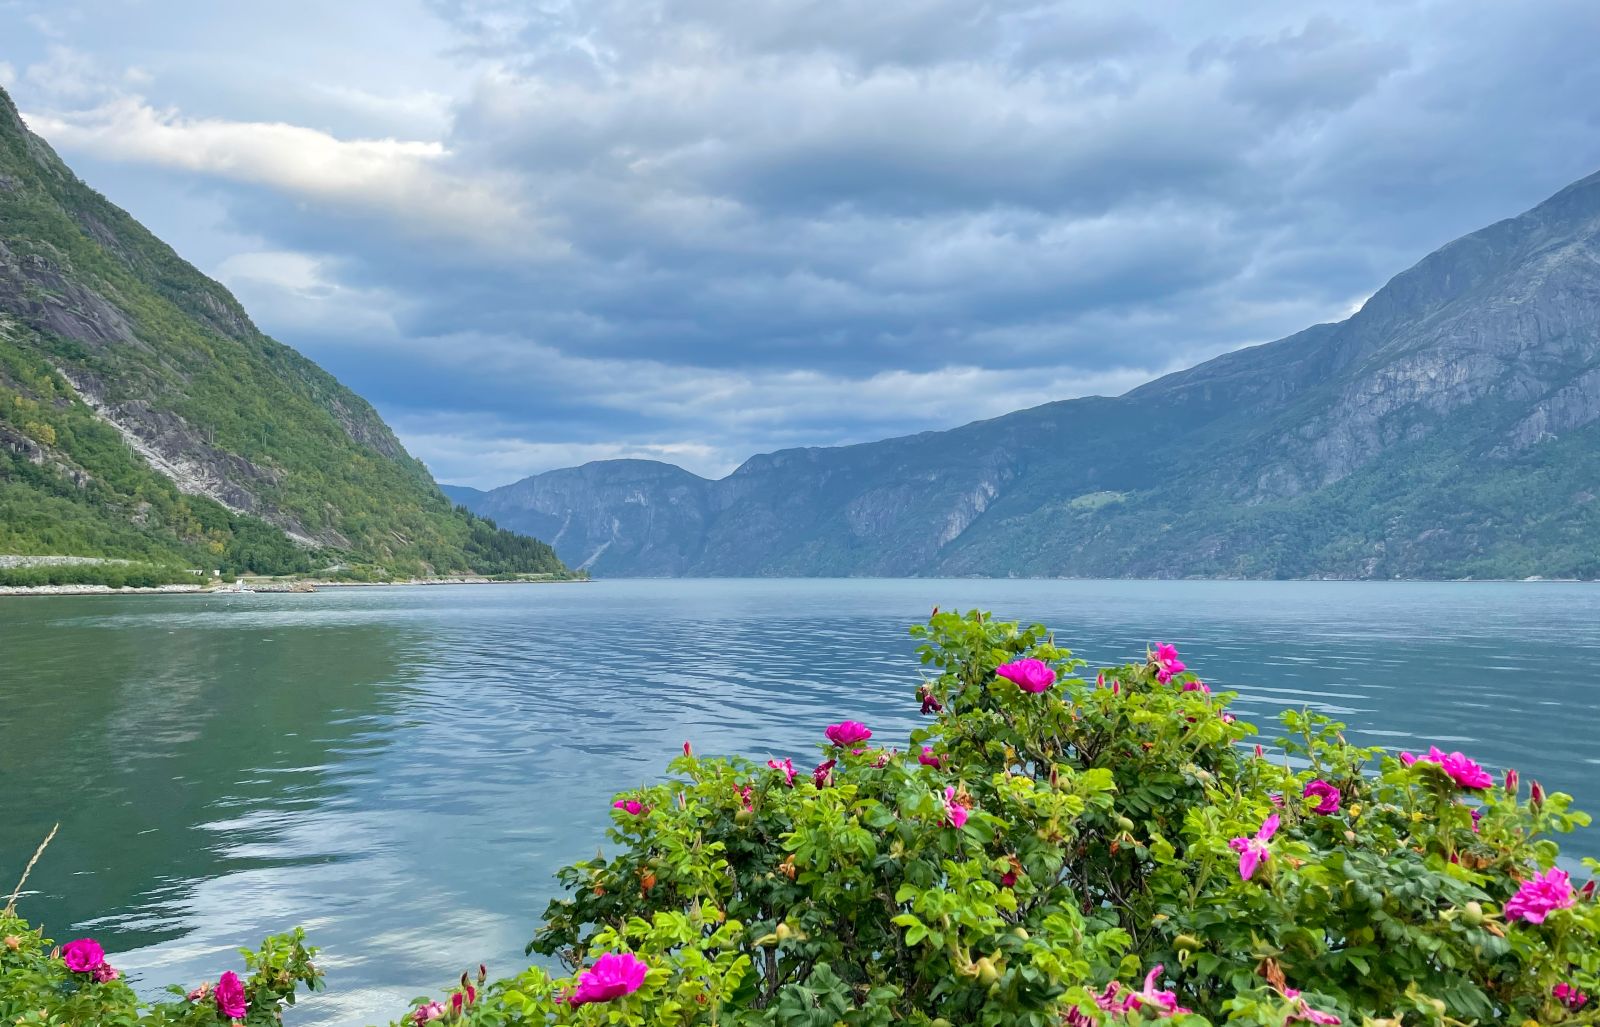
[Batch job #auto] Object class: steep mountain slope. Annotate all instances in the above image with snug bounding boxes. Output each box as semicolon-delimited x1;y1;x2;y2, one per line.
0;87;567;579
458;170;1600;579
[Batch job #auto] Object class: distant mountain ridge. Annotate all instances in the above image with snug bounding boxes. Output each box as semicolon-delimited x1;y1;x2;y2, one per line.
455;169;1600;579
0;86;568;579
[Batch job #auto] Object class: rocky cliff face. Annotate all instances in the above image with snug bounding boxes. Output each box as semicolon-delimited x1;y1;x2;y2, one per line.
0;86;566;577
458;170;1600;580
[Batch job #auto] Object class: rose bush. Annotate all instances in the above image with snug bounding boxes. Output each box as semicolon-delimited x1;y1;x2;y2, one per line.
0;914;320;1025
5;609;1598;1025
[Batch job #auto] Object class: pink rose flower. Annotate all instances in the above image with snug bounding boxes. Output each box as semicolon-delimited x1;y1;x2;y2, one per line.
413;1000;447;1024
766;757;796;786
917;747;944;769
61;939;105;974
1402;747;1493;788
1093;964;1190;1017
1229;813;1279;881
612;798;647;815
1303;779;1341;815
568;952;648;1006
1504;866;1576;924
824;721;872;747
944;786;969;829
996;658;1056;693
215;970;248;1021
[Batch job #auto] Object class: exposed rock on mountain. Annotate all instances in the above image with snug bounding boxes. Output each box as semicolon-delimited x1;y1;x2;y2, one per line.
0;86;567;578
458;170;1600;580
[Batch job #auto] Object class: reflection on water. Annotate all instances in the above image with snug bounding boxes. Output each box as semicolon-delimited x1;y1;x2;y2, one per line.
2;579;1598;1025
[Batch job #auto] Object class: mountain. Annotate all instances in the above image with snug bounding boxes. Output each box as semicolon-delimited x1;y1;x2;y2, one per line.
456;169;1600;580
0;87;568;581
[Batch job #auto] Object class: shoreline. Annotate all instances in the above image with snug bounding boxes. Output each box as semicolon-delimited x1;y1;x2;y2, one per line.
0;576;590;599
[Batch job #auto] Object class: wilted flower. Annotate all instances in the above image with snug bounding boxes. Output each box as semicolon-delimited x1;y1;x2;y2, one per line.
824;721;872;747
918;685;943;714
996;658;1056;692
917;747;944;769
1554;982;1590;1011
1229;813;1279;881
1303;780;1341;815
813;759;836;789
1283;987;1342;1024
766;757;796;786
215;971;248;1020
91;963;120;983
568;952;648;1006
187;982;212;1002
61;939;104;974
1504;866;1576;924
944;786;969;829
1471;807;1482;832
1093;964;1190;1017
412;1001;446;1024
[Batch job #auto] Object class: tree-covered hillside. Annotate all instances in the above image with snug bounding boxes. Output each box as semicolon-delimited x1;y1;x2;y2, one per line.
0;86;568;580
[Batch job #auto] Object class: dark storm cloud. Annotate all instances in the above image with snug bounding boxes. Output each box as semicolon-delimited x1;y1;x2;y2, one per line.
5;0;1600;485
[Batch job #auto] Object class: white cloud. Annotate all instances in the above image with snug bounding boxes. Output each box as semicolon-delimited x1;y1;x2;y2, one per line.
0;62;15;88
23;96;547;253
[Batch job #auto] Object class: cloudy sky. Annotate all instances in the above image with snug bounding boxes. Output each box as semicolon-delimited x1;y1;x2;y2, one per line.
4;1;1599;486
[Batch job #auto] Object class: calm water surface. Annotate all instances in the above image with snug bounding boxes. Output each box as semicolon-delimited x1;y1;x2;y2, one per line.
2;579;1598;1024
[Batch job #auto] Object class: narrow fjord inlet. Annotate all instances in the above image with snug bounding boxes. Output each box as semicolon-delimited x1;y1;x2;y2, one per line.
4;5;1600;1026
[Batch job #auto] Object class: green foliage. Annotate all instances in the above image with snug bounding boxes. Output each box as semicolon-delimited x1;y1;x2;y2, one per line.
382;610;1596;1025
0;562;194;588
4;611;1595;1025
0;912;321;1026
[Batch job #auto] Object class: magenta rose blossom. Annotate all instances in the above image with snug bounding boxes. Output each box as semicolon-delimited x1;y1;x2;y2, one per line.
568;952;649;1006
1303;779;1341;815
61;938;105;974
766;757;796;786
1504;867;1576;924
944;786;970;829
996;658;1056;693
917;746;944;769
215;970;248;1020
613;798;647;815
1403;746;1493;788
824;721;872;747
1229;813;1279;881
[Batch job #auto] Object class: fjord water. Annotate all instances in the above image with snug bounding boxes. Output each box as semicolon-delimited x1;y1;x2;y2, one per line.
2;579;1597;1024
